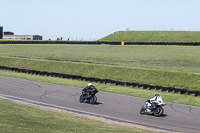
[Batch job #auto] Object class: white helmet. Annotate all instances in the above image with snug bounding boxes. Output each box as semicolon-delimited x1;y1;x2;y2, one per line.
88;83;92;86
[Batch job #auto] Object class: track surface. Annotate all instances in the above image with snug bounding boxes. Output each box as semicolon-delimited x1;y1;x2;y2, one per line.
0;76;200;133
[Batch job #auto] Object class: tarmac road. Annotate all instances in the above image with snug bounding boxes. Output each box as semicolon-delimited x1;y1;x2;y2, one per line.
0;76;200;133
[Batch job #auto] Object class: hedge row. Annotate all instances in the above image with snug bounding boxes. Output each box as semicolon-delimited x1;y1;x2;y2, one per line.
0;65;199;96
0;41;200;46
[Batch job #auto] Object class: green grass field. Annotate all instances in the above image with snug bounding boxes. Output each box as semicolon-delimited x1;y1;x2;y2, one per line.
0;44;199;91
99;31;200;42
0;44;200;73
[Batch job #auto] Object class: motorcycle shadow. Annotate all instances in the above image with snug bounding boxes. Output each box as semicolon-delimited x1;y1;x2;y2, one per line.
93;102;103;105
146;113;167;117
160;114;167;117
82;101;103;105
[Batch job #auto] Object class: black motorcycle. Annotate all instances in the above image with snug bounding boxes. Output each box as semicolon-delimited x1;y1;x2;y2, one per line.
79;90;98;104
140;101;166;116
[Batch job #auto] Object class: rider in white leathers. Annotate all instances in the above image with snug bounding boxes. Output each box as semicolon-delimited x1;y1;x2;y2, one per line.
145;94;163;112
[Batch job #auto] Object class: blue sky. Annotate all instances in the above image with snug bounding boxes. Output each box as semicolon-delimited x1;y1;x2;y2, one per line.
1;0;200;40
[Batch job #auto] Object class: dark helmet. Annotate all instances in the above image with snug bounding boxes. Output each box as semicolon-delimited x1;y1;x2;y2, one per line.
155;94;159;97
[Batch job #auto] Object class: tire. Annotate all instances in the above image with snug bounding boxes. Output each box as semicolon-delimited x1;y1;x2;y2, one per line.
93;95;97;103
154;106;164;116
79;95;84;103
140;106;146;115
89;95;97;104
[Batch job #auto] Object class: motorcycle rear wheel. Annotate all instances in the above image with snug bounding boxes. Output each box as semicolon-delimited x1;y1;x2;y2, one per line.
89;95;97;104
154;106;164;116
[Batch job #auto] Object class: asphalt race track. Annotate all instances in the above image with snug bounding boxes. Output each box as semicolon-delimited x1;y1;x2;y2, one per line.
0;76;200;133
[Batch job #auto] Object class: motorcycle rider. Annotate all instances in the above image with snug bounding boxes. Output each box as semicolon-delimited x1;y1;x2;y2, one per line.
145;94;163;112
82;83;98;98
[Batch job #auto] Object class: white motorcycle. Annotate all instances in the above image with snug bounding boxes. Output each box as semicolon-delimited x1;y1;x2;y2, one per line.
140;95;166;116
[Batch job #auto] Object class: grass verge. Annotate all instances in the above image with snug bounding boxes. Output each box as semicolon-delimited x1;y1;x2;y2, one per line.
1;69;200;107
0;98;159;133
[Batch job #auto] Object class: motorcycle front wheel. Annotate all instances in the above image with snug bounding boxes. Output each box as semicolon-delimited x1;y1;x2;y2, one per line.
79;95;84;103
154;106;164;116
140;106;146;115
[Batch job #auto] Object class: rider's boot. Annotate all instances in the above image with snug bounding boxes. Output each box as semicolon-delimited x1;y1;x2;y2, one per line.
145;108;151;113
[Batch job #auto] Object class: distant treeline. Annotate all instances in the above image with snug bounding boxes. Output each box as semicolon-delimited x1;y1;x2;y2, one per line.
0;41;200;46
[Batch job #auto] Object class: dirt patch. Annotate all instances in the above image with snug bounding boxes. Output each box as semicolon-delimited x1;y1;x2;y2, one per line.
0;96;167;132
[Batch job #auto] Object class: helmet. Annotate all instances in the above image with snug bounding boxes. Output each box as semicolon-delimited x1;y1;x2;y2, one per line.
155;94;159;97
88;83;92;86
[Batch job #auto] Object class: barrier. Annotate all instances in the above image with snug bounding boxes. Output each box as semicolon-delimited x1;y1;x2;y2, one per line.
161;87;168;92
0;65;199;96
155;85;162;90
0;41;101;45
125;82;132;87
0;41;200;46
142;84;149;89
131;83;138;87
149;85;156;90
195;91;200;97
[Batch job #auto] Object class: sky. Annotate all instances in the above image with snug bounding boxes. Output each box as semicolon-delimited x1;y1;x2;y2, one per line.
1;0;200;40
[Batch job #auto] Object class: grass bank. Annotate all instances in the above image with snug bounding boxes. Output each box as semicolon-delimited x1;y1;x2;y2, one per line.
0;98;157;133
99;31;200;42
0;44;199;73
0;56;200;91
0;44;200;91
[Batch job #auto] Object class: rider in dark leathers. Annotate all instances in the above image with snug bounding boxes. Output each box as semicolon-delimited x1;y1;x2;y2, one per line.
82;83;98;98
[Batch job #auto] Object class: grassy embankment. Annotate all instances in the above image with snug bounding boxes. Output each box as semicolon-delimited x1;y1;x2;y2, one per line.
99;31;200;42
0;44;200;91
0;56;200;91
0;97;157;133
